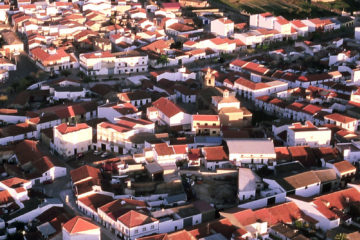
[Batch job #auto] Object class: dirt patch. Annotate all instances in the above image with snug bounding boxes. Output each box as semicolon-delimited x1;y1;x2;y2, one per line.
193;177;238;208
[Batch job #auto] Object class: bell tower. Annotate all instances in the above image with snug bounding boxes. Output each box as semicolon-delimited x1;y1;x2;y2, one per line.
203;67;215;88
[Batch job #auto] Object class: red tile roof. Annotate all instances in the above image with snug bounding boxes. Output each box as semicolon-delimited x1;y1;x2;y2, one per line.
324;113;356;124
117;210;157;228
313;188;360;220
82;51;114;59
70;165;101;184
254;202;304;226
218;18;233;24
172;144;187;154
78;193;114;212
333;160;356;174
161;2;181;9
231;59;269;75
1;177;29;188
192;115;219;122
99;122;131;133
56;123;90;134
203;146;228;162
0;190;14;205
301;104;322;115
235;77;269;90
152;97;184;118
291;20;307;28
260;12;273;18
154;143;175;156
30;47;70;65
63;216;99;234
276;16;289;25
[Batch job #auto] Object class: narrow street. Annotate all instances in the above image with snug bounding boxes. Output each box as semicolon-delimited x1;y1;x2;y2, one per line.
41;161;117;240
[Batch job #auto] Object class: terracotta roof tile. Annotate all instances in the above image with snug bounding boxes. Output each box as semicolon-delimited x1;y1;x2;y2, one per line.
63;216;99;234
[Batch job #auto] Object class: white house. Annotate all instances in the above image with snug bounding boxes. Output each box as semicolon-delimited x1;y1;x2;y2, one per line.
0;109;28;124
113;50;148;74
290;20;309;37
229;59;270;81
151;67;196;82
329;50;358;66
324;113;358;132
11;140;67;185
53;123;92;158
289;188;360;231
98;102;141;123
237;168;261;201
355;27;360;41
53;86;86;101
210;17;234;37
250;12;275;29
226;139;276;169
96;117;155;154
234;77;288;100
147;97;191;128
202;145;229;170
336;141;360;164
301;18;335;32
280;171;321;197
30;47;78;73
79;51;116;76
62;216;100;240
273;121;332;147
118;91;152;108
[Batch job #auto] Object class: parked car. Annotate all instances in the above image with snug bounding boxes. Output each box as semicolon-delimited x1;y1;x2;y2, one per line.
94;150;103;156
43;180;53;185
101;152;110;158
77;153;84;159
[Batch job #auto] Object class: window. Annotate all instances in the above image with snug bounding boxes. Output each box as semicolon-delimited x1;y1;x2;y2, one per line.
151;225;154;229
135;230;138;234
142;227;146;232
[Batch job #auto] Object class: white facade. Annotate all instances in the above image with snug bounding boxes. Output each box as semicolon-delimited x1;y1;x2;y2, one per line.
356;27;360;41
227;139;277;170
288;197;340;231
0;113;27;124
114;52;148;74
158;111;191;127
62;228;100;240
210;18;234;37
153;67;196;82
234;79;288;100
116;216;159;240
53;124;93;157
53;88;86;101
282;122;332;147
98;103;140;123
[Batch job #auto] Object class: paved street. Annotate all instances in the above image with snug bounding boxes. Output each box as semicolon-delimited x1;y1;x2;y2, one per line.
40;161;118;240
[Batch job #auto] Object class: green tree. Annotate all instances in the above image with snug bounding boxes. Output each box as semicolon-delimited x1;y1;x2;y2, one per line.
335;233;347;240
18;78;31;91
11;82;19;92
294;220;303;229
77;71;86;80
156;54;170;66
60;69;71;77
83;76;92;83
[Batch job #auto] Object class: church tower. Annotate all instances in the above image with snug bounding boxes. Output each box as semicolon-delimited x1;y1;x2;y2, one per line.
203;67;215;88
